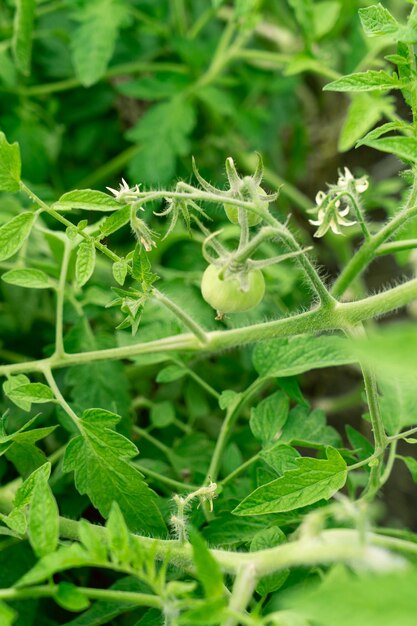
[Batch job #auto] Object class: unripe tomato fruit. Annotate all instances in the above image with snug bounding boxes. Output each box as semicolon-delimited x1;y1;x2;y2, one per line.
201;264;265;314
223;187;267;227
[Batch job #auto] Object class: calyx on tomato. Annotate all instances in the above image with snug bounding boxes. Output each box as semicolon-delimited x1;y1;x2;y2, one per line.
201;264;265;315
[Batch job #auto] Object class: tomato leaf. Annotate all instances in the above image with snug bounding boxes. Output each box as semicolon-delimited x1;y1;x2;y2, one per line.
63;408;166;535
233;447;347;515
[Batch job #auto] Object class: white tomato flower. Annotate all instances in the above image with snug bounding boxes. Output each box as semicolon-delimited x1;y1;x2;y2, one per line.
337;167;369;194
309;167;369;237
106;178;141;202
309;196;356;237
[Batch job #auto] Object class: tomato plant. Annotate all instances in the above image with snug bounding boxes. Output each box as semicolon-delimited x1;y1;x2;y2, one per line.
1;2;417;626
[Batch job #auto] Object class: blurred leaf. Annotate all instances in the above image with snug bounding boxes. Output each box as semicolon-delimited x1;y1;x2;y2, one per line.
338;94;389;152
12;0;36;76
106;502;131;565
71;0;129;87
126;98;196;184
253;334;353;379
0;602;16;626
189;527;224;598
250;527;289;595
283;569;417;626
156;364;187;383
379;377;417;435
0;132;21;192
150;401;175;429
312;2;340;39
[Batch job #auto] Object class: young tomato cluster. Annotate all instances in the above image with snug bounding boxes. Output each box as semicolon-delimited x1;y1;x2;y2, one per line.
195;156;301;320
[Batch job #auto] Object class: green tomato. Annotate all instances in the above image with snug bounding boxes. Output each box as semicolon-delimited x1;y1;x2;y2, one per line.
223;187;267;227
201;264;265;315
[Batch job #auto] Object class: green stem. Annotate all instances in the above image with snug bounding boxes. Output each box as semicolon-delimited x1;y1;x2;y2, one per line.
255;212;334;306
135;464;198;492
220;452;260;488
205;378;265;484
2;61;187;96
377;239;417;255
222;564;257;626
152;289;208;345
54;241;71;358
172;0;187;35
133;426;175;461
388;425;417;442
0;585;162;608
2;274;417;378
361;366;387;454
183;367;220;400
57;517;417;576
380;441;398;487
43;367;80;426
344;326;387;453
20;182;122;266
339;189;370;239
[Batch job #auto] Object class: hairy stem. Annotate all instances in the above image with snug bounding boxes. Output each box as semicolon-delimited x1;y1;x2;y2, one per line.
205;378;266;485
58;517;417;576
54;241;71;358
2;275;417;378
152;289;208;344
222;564;257;626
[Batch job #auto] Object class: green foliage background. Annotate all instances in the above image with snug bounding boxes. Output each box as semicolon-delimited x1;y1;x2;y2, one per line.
2;1;417;625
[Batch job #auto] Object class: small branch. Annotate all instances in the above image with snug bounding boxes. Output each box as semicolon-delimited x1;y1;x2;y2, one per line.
135;464;198;493
152;289;208;345
42;367;80;427
205;378;266;485
222;564;257;626
380;441;398;487
54;241;71;358
58;517;417;576
220;452;260;488
388;425;417;442
0;585;162;608
2;61;187;97
377;239;417;256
